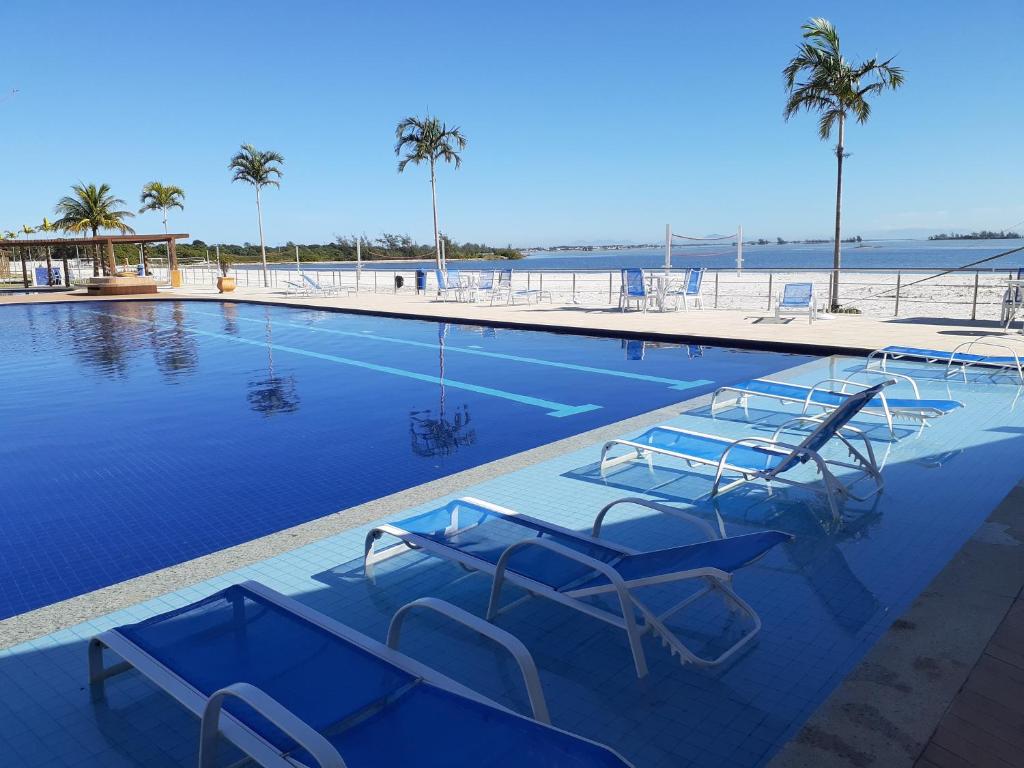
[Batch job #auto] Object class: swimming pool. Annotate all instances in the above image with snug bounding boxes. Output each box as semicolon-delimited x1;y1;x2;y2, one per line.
0;300;809;619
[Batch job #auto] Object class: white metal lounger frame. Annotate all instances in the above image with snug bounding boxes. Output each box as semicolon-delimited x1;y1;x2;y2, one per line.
866;339;1024;384
599;417;884;521
365;497;771;678
710;369;950;437
87;581;625;768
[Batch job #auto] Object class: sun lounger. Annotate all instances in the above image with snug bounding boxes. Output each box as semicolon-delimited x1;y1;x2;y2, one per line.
365;497;791;677
89;581;632;768
867;339;1024;383
774;282;816;322
711;371;962;436
301;273;347;297
601;381;893;518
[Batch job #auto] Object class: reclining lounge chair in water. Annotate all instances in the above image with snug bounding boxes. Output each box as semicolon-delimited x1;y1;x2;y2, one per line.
601;381;893;519
711;372;962;437
88;581;632;768
365;497;791;678
867;339;1024;383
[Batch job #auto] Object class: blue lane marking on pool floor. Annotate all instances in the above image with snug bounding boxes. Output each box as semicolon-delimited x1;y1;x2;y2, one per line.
188;307;712;391
84;309;601;418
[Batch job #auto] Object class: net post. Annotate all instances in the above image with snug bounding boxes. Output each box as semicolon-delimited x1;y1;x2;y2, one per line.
665;223;672;270
736;225;743;274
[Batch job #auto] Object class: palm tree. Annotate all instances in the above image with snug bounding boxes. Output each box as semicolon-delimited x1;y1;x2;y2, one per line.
139;181;185;234
394;115;467;271
229;144;283;287
783;18;904;310
38;217;56;285
53;183;135;275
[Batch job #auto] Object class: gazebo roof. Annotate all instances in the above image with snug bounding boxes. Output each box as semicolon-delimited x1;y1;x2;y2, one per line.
0;233;189;247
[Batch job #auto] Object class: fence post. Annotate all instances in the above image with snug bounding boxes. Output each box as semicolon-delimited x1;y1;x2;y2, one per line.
971;271;979;320
608;272;613;304
571;272;576;299
894;272;901;317
374;271;378;292
714;272;719;309
766;272;773;311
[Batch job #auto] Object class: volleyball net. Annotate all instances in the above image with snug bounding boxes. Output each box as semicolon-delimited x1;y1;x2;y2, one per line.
665;224;743;271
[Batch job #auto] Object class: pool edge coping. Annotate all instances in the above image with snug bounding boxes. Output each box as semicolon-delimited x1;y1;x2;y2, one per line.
768;479;1024;768
0;293;878;357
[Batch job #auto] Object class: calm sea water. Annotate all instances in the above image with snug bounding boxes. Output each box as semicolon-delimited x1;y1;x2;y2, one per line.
260;238;1024;273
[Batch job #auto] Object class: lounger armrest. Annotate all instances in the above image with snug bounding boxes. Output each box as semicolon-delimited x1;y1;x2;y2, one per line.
199;682;345;768
592;497;724;540
843;367;921;398
954;339;1021;363
387;597;550;724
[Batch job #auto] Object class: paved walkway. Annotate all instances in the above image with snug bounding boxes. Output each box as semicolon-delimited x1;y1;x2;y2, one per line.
915;590;1024;768
2;284;1020;356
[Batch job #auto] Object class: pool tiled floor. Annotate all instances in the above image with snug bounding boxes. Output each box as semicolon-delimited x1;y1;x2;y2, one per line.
2;355;1024;767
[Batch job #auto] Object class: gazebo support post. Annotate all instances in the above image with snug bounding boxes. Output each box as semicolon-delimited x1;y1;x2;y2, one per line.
19;246;28;287
168;237;180;286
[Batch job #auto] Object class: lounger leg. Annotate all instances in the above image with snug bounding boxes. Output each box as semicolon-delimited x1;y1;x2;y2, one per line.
87;639;131;698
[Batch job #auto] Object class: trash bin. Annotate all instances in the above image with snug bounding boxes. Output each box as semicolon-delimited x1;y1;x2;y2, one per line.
136;264;146;276
415;269;426;294
394;275;405;291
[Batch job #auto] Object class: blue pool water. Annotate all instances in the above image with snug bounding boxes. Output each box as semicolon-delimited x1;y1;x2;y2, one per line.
0;300;808;619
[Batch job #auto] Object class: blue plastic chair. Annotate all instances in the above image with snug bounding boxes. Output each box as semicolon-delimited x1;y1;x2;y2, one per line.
619;268;648;312
775;282;816;322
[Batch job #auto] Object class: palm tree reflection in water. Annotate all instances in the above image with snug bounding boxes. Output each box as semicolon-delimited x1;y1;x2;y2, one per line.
410;324;476;458
247;309;300;417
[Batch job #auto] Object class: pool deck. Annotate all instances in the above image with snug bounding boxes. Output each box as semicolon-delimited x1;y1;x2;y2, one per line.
2;283;1021;356
3;287;1023;767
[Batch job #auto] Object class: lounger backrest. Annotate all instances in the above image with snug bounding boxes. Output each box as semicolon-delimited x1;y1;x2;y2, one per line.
778;381;890;470
622;268;646;297
478;271;495;290
497;269;513;287
1015;267;1024;304
447;270;461;288
685;268;704;295
434;268;446;289
302;274;321;289
781;283;813;307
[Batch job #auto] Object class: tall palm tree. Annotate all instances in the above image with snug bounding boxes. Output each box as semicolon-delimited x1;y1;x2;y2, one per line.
139;181;185;234
783;18;904;311
394;115;467;270
38;217;56;285
139;182;185;274
53;183;135;275
229;144;283;287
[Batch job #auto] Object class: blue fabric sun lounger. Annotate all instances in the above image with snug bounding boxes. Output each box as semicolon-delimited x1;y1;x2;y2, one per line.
366;497;791;678
89;581;632;768
711;372;962;436
867;339;1024;383
602;381;893;518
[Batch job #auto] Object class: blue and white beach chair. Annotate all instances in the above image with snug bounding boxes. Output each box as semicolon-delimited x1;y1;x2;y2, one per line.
867;338;1024;384
434;268;467;302
301;273;347;297
775;282;816;322
601;381;893;519
366;497;791;677
89;581;632;768
619;268;650;312
711;370;962;436
681;267;705;310
1001;267;1024;328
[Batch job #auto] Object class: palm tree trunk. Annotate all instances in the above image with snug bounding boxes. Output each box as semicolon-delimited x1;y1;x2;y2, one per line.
163;208;170;270
44;247;53;286
830;113;846;312
256;187;269;288
430;160;442;271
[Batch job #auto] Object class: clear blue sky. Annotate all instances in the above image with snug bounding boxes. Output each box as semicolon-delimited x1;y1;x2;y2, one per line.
1;0;1021;246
